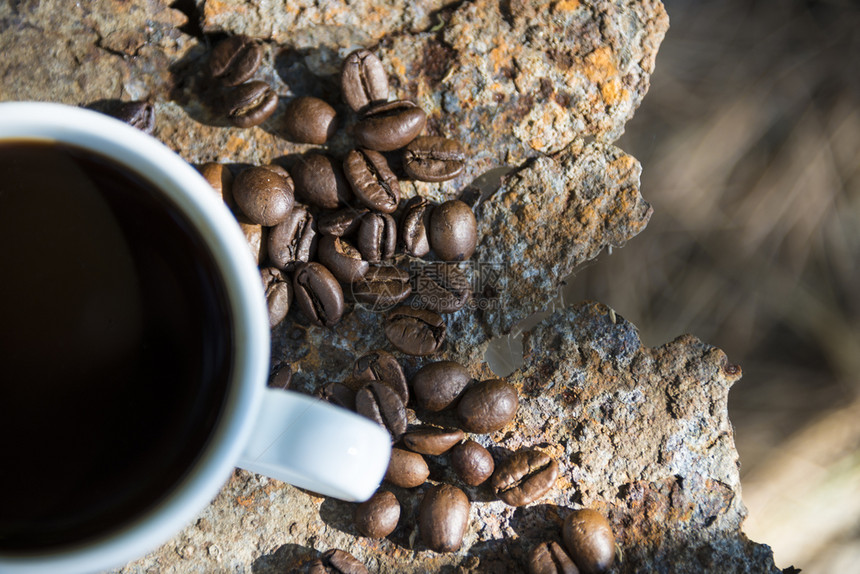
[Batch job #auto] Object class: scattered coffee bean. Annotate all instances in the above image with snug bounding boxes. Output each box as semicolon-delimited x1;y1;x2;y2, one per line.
412;262;471;314
355;381;408;441
308;548;369;574
450;439;495;486
491;449;559;507
315;381;356;411
344;148;400;214
429;199;477;261
317;234;369;283
109;101;155;134
198;162;236;209
384;447;429;488
354;100;427;152
233;165;294;226
268;204;317;270
403;136;465;182
562;509;615;574
292;153;353;210
292;262;345;327
260;267;292;327
403;427;464;456
419;484;470;553
224;80;278;128
341;49;388;113
318;206;368;237
384;306;446;356
411;360;471;412
353;349;408;405
354;490;400;539
399;196;433;257
529;541;580;574
261;163;291;179
240;222;267;264
209;35;263;86
351;265;412;310
283;96;338;144
456;379;518;433
268;362;292;390
357;212;396;263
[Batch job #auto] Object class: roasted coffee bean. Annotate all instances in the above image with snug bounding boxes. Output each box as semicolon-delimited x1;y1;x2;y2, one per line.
239;221;267;264
412;262;471;314
292;262;345;327
198;162;236;209
429;199;477;261
351;266;412;310
317;234;369;283
224;80;278;128
384;447;429;488
562;509;615;574
260;267;292;327
110;101;155;134
419;484;470;553
357;212;396;263
491;448;559;507
354;100;426;152
233;165;294;226
384;306;445;356
315;381;356;411
268;363;292;390
353;349;408;405
308;548;369;574
529;541;580;574
456;379;518;433
209;35;263;86
450;439;494;486
283;96;338;144
403;136;465;182
261;163;291;179
400;196;433;257
402;427;464;456
318;207;368;237
292;153;352;210
411;360;471;412
341;49;388;113
355;381;407;441
268;204;317;270
354;490;400;539
344;148;400;213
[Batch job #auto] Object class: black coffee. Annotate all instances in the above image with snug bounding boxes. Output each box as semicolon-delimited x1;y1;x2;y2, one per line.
0;142;233;551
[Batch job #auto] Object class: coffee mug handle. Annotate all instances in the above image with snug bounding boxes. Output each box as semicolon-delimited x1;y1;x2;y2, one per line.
237;389;391;502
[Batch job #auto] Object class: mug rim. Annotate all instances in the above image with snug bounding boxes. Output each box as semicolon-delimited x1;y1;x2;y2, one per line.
0;102;270;573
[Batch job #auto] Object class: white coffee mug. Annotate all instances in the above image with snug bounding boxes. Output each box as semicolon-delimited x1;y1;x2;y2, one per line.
0;102;391;574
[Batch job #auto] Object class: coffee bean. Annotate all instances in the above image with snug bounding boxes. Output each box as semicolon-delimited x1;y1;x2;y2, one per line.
403;136;465;182
357;212;396;263
315;381;356;411
209;35;263;86
354;100;426;152
268;204;317;270
308;548;369;574
268;363;292;390
283;96;338;144
353;349;408;405
412;262;471;314
261;163;291;179
318;206;368;237
239;221;267;264
456;379;518;433
355;381;407;441
351;265;412;310
429;199;477;261
403;427;464;456
224;80;278;128
562;509;615;574
198;162;237;210
233;165;294;226
419;484;470;553
354;490;400;539
491;448;559;507
344;148;400;214
384;447;429;488
292;153;353;210
529;541;580;574
384;306;445;356
260;267;292;327
411;360;471;412
399;196;433;257
341;49;388;113
317;234;369;283
450;440;494;486
109;101;155;134
200;164;268;262
292;262;345;327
